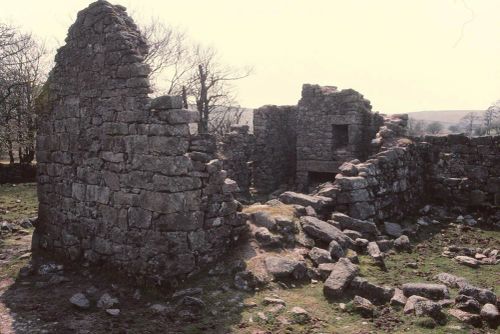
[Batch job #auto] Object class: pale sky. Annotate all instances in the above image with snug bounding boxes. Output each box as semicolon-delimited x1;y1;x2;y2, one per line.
1;0;499;113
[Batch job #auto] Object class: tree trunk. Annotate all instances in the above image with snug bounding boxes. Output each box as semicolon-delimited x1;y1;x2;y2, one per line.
182;86;188;109
7;141;15;164
197;64;209;134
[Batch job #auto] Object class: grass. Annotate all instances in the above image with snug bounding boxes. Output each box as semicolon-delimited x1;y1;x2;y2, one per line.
0;182;37;221
359;225;500;295
0;182;497;333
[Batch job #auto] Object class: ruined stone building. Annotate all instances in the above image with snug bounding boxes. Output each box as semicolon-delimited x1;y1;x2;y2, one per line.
221;84;386;193
34;1;499;284
34;1;245;284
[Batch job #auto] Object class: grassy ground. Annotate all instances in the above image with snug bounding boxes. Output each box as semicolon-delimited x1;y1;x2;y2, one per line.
0;183;38;221
0;183;498;333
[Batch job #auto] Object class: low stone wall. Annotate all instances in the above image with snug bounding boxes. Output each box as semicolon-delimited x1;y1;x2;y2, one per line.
34;1;244;284
218;125;254;198
253;105;297;194
0;163;36;184
422;134;500;207
327;134;499;221
332;143;425;221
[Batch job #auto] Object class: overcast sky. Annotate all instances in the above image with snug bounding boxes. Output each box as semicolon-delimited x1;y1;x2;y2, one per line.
1;0;499;113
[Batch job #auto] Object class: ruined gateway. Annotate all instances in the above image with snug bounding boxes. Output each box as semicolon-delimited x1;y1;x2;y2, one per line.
34;0;500;288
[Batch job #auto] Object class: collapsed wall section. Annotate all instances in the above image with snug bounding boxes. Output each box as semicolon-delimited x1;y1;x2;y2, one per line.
34;1;244;283
253;105;297;194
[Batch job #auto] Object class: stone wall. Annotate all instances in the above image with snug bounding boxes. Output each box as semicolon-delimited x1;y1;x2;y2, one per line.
218;125;254;198
332;143;426;221
422;134;500;207
0;163;36;184
253;105;297;194
324;133;499;221
34;1;244;284
296;84;383;191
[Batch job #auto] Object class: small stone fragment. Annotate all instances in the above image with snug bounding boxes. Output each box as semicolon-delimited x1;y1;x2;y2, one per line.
69;293;90;310
454;256;480;268
352;295;375;318
289;306;310;324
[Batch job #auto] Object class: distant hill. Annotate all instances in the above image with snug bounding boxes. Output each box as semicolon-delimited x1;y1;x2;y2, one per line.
407;110;484;126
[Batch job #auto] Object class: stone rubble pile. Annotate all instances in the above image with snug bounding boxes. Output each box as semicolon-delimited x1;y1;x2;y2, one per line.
233;198;499;329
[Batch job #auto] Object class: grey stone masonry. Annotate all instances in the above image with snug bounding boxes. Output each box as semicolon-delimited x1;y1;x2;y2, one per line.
421;134;500;207
253;105;297;194
34;0;244;284
218;125;255;199
296;84;384;191
317;131;499;221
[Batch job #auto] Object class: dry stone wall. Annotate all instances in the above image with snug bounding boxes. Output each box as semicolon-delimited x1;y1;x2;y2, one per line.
218;125;254;198
422;134;500;207
253;105;297;194
34;1;244;284
332;143;426;221
325;133;499;221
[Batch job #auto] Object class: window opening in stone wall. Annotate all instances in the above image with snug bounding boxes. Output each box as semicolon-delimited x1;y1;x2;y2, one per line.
332;124;349;149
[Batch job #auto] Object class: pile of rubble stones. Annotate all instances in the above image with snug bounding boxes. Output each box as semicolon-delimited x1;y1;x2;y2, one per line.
232;191;499;329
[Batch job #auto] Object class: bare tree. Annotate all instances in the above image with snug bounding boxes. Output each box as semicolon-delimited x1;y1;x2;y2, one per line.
140;18;194;96
183;45;251;134
0;22;47;164
483;100;499;135
460;112;478;137
448;124;460;133
425;121;443;135
408;117;425;136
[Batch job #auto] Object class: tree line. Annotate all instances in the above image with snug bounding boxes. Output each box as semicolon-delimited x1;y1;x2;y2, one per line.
0;18;251;165
408;102;500;137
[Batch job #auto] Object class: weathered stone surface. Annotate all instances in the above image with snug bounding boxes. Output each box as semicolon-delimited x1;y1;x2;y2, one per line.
289;306;310;324
97;293;119;309
390;288;407;307
458;284;497;305
367;242;384;265
434;273;468;289
70;293;90;310
317;262;336;280
454;256;480;268
323;258;359;299
300;216;352;247
350;277;394;304
279;192;333;212
264;256;307;280
34;0;242;283
402;283;449;300
384;222;403;237
394;235;411;252
150;95;183;110
448;308;482;327
328;240;345;260
414;300;443;319
455;295;481;313
329;212;379;238
352;295;375;317
481;303;500;328
308;247;332;265
253;105;297;194
251;211;277;230
403;295;428;314
254;227;282;248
